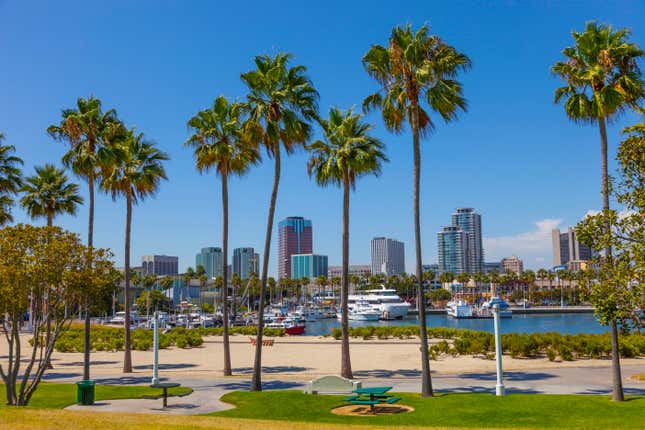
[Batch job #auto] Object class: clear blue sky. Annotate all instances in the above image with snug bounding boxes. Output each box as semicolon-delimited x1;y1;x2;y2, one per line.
1;1;643;274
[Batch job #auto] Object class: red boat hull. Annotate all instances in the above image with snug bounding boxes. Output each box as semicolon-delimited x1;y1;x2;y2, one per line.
285;325;305;335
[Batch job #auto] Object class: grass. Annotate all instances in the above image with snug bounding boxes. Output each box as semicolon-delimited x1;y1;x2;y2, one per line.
0;382;192;409
211;390;645;429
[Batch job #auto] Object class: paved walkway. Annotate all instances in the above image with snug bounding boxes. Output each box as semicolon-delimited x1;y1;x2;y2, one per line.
59;363;644;415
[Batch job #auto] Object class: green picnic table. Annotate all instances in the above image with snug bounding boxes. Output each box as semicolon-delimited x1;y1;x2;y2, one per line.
150;382;180;408
344;386;401;414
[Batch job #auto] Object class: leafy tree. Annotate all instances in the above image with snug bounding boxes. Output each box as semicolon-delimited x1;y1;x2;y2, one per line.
0;133;23;225
47;96;123;381
429;289;452;302
363;24;470;396
135;290;171;313
100;128;168;373
20;164;83;226
552;22;644;401
186;95;260;376
307;107;386;378
0;225;115;405
242;53;319;391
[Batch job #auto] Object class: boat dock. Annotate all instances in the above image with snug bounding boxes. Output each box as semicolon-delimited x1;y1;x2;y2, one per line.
410;306;594;316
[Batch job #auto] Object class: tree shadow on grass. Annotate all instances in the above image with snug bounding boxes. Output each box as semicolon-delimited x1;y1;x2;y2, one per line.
93;376;169;385
437;386;543;394
213;380;303;391
577;388;645;396
457;371;557;382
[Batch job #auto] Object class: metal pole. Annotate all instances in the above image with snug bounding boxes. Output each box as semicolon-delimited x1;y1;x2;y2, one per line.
151;310;159;385
493;303;505;396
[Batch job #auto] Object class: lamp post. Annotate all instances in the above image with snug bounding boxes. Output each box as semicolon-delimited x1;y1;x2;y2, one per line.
493;303;505;396
151;309;159;385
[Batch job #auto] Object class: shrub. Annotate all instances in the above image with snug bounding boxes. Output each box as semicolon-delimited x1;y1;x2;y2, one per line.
546;347;557;361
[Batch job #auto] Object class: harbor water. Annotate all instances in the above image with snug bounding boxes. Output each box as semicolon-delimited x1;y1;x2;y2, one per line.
303;313;608;336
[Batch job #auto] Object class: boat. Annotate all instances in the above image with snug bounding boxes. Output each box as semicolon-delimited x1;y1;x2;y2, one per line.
446;299;473;318
266;317;305;335
338;299;380;321
348;286;410;320
481;296;513;318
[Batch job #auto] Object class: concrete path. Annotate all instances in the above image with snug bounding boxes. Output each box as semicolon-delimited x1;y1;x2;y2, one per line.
59;363;644;415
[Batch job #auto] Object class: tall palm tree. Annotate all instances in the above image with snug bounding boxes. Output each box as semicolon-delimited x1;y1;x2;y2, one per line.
0;134;23;225
20;164;83;226
552;22;644;401
186;95;260;376
47;96;122;381
100;128;168;373
241;53;319;391
307;107;387;378
362;24;471;396
183;267;195;303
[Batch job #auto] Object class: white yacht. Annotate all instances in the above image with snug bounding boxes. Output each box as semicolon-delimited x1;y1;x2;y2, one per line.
348;286;410;320
337;299;380;321
446;299;473;318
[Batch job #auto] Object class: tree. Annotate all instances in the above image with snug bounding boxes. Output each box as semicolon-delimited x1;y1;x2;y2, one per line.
186;95;259;375
100;128;168;373
183;267;195;304
141;274;157;320
160;275;174;291
552;22;644;401
242;53;319;390
136;290;171;313
20;164;83;227
363;24;470;397
0;225;115;405
0;134;23;225
47;96;123;381
307;107;387;378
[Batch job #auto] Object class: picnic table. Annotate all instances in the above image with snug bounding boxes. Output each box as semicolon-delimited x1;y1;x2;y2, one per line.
344;386;401;414
150;382;180;408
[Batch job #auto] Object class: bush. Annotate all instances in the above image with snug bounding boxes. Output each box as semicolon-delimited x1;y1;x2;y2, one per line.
546;347;556;361
559;345;573;361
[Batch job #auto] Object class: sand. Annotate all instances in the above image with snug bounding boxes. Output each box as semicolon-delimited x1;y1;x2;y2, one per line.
3;334;643;380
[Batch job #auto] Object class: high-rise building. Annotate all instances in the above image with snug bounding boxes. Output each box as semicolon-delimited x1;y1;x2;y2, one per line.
437;226;467;274
501;256;524;274
483;261;504;274
370;237;405;276
551;227;593;267
233;247;260;279
291;254;328;279
278;217;312;279
142;255;179;276
327;264;372;279
451;208;484;273
422;263;440;274
195;247;224;279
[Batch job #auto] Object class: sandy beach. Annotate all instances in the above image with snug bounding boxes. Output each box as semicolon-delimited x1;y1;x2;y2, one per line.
5;335;643;380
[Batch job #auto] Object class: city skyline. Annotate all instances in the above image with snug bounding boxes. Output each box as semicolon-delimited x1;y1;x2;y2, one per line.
2;2;642;276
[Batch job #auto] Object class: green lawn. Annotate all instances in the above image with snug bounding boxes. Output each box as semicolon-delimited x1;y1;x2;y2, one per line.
213;390;644;429
0;382;192;409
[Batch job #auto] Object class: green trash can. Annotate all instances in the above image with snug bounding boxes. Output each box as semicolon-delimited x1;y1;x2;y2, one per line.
76;380;95;405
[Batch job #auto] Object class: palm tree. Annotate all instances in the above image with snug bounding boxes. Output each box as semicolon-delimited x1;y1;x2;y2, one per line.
186;95;260;376
0;134;23;225
362;24;471;396
20;164;83;226
100;129;168;373
47;96;122;381
267;277;277;304
489;271;500;297
553;22;644;401
242;53;319;391
183;267;195;304
307;107;387;378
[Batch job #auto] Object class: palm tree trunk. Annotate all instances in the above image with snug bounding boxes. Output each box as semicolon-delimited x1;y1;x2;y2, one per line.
83;177;95;381
599;116;623;401
341;174;352;379
412;102;433;397
251;144;281;391
221;173;232;376
123;193;133;373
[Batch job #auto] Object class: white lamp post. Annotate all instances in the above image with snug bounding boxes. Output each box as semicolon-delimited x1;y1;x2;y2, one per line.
493;303;505;396
151;310;159;385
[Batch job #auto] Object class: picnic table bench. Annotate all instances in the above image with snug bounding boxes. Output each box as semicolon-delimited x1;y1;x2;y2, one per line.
345;386;400;414
249;337;274;346
149;382;181;408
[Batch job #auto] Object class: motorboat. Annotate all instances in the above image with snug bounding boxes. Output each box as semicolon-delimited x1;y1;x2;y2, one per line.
348;286;410;320
446;300;473;318
338;299;380;321
482;297;513;318
266;317;305;335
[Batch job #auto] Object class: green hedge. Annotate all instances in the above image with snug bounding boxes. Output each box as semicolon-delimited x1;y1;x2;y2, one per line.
330;325;645;361
50;325;285;352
